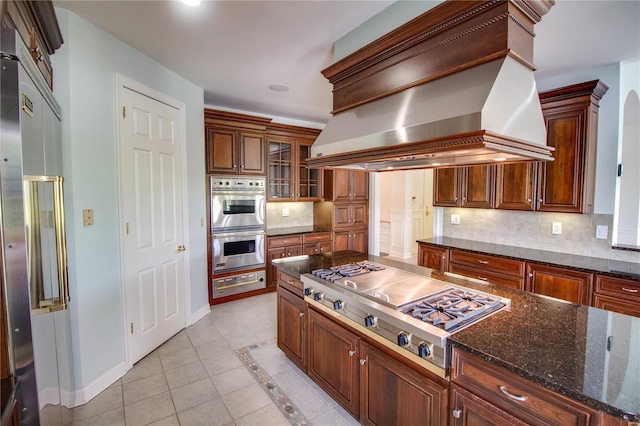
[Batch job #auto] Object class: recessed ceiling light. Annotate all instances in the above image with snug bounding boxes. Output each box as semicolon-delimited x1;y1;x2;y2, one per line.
269;84;289;92
180;0;200;6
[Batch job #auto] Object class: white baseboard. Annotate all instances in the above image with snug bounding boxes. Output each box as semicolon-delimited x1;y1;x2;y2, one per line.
38;387;61;410
189;304;211;326
62;361;127;408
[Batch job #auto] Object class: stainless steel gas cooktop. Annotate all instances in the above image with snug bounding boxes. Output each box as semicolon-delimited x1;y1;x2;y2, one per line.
302;261;510;371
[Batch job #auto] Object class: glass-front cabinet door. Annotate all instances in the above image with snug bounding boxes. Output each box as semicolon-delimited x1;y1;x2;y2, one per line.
298;141;320;200
268;138;294;201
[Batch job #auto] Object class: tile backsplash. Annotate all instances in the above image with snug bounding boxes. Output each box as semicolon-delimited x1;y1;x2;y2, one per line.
442;208;640;264
266;202;314;229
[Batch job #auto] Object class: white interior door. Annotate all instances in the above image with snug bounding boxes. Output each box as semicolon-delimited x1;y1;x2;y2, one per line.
119;86;186;365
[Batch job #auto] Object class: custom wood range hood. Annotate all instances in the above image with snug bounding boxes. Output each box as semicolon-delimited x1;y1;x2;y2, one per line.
308;0;556;171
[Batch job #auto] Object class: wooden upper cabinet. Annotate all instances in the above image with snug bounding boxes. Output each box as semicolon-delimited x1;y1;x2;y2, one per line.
204;109;270;176
537;80;608;214
326;170;369;202
266;124;321;202
434;166;494;208
495;163;536;211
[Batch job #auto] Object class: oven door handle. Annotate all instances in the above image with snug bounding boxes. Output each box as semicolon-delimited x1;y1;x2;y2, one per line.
212;230;265;239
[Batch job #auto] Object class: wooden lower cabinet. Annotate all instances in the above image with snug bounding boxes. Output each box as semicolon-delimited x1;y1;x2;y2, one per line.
307;307;360;417
450;348;603;425
593;275;640;318
276;284;306;370
417;244;449;271
526;263;593;305
360;342;447;426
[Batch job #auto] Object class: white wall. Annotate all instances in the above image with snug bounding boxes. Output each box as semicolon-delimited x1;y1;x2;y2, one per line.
52;9;207;401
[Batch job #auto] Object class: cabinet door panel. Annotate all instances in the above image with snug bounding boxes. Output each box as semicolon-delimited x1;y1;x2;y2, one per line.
297;142;321;200
418;245;448;271
308;308;360;417
351;229;368;253
360;342;447;426
333;205;351;228
351;171;368;200
495;163;536;211
332;170;351;201
350;203;368;228
268;138;294;200
433;168;459;207
537;110;584;212
526;263;593;305
206;127;236;173
277;286;306;370
239;132;265;175
461;166;494;208
333;231;349;252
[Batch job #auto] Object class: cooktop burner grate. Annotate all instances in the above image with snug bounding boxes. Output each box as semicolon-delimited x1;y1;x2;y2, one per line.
402;288;503;331
312;261;386;281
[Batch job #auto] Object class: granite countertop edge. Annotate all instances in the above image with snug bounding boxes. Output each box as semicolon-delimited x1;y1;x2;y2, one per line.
448;342;639;422
417;237;640;281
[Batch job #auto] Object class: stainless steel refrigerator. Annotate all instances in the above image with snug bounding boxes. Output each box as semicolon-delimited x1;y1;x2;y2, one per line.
1;28;70;426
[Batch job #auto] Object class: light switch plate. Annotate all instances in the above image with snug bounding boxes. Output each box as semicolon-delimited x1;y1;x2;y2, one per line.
450;214;460;225
282;208;289;217
596;225;608;239
83;209;94;226
552;222;562;235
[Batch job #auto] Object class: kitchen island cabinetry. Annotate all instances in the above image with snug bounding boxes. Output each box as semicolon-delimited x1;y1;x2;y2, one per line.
360;342;447;426
433;166;495;208
593;275;640;318
276;272;306;371
307;306;360;417
526;263;593;305
266;123;321;201
204;109;269;175
450;348;604;425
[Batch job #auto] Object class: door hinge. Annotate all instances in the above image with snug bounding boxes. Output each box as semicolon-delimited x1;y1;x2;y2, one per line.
126;223;130;234
122;106;126;118
130;323;134;334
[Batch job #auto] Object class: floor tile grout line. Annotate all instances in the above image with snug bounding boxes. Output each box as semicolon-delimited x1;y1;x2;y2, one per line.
235;339;311;426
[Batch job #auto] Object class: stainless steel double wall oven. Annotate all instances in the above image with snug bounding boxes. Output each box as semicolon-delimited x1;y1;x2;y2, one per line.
211;176;266;298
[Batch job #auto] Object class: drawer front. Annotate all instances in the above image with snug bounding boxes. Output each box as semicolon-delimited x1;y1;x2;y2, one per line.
594;294;640;318
302;232;332;244
268;234;302;248
449;250;525;277
452;349;600;426
303;241;332;256
278;270;303;295
449;264;525;290
595;275;640;302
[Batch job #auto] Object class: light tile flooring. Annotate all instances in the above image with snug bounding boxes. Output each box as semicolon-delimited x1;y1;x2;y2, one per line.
63;292;360;426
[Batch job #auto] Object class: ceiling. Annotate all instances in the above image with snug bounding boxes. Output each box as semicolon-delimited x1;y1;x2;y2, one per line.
54;0;640;125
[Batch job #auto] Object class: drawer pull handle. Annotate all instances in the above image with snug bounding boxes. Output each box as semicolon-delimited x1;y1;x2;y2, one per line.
478;260;489;264
621;287;638;293
477;276;488;281
499;385;527;402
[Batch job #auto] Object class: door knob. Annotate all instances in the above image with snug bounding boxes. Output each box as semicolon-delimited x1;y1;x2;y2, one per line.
177;245;186;253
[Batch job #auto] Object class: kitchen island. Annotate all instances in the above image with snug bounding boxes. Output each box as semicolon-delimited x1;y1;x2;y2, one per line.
273;251;639;424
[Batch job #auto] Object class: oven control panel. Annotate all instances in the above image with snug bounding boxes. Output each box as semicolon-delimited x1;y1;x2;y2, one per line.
211;176;265;192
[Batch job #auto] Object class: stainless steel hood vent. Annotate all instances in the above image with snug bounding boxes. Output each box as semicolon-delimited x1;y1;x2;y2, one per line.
308;56;553;171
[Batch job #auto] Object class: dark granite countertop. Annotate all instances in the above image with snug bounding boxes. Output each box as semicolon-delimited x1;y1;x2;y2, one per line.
266;226;332;237
418;237;640;281
273;252;640;422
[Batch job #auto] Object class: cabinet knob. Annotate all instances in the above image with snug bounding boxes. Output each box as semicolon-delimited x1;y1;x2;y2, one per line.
348;350;355;356
528;273;533;278
462;197;466;201
538;198;543;203
526;198;532;203
359;359;366;365
452;409;461;419
299;312;304;317
454;196;458;201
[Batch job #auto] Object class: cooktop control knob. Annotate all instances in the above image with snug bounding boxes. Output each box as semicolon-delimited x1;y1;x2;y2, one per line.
313;292;324;302
364;315;376;327
304;288;313;296
418;342;432;358
333;300;343;310
397;332;410;347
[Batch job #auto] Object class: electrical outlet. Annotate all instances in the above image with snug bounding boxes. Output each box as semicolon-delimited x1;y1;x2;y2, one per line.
450;214;460;225
83;209;94;226
596;225;608;239
282;208;289;217
552;222;562;235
